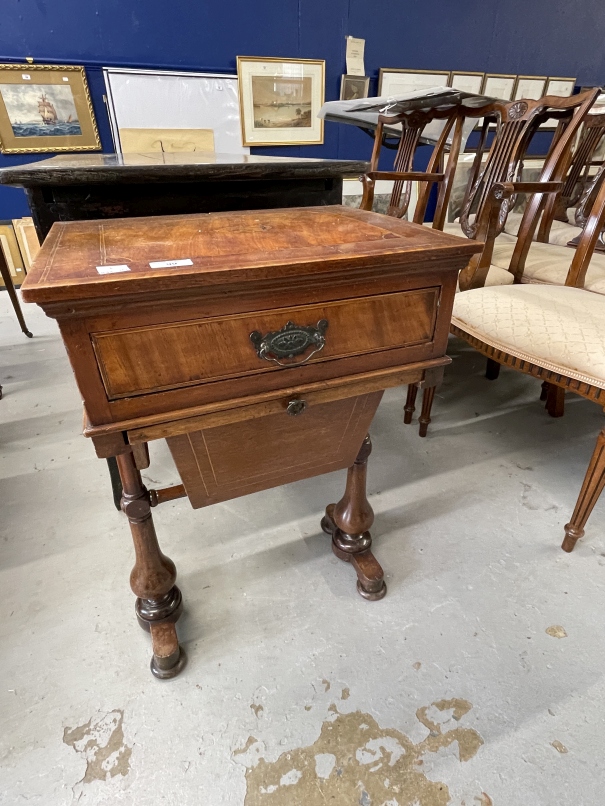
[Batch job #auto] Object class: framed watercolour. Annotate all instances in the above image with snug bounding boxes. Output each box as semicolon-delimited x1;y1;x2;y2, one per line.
448;71;484;95
0;64;100;154
378;68;449;97
545;77;576;97
482;74;516;101
236;56;324;146
514;76;547;100
340;75;370;101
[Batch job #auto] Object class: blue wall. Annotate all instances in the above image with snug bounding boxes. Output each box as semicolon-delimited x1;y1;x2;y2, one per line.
0;0;604;218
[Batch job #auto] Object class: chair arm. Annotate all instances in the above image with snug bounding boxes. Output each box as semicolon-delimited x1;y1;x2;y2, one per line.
459;182;519;290
364;171;444;183
502;181;564;195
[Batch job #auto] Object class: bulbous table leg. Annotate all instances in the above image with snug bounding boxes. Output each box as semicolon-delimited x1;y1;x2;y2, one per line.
117;450;186;679
321;435;386;600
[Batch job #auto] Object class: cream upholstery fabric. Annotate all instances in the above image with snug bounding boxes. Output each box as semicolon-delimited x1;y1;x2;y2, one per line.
504;211;582;246
440;223;516;285
490;240;605;295
452;285;605;388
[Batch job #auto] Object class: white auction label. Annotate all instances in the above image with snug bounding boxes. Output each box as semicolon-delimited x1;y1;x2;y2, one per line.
149;258;193;269
96;264;130;275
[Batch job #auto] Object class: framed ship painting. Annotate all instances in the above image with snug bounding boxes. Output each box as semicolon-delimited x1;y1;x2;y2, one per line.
237;57;324;146
0;64;101;154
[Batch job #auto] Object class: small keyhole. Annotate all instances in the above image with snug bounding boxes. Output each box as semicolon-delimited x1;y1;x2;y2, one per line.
286;399;307;417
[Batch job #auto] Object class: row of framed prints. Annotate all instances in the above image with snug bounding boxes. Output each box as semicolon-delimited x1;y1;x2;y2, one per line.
378;69;576;103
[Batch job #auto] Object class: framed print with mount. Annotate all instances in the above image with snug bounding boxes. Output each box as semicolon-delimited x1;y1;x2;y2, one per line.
378;68;449;97
546;77;576;97
482;74;516;101
448;71;484;95
0;64;100;154
541;77;577;129
340;75;370;101
514;75;547;100
236;56;325;146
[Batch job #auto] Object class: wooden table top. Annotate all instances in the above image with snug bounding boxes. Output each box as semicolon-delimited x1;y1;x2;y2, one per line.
0;152;370;187
21;206;482;304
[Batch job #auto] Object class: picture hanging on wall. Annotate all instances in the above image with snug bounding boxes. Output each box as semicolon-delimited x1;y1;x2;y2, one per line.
514;76;547;100
0;64;100;154
236;56;325;146
482;74;516;101
340;75;370;101
378;68;450;97
448;71;484;95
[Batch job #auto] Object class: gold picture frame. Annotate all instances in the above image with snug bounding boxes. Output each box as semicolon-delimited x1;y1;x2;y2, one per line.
482;74;517;101
378;68;450;97
448;71;484;95
340;75;370;101
514;75;547;101
236;56;325;147
0;64;100;154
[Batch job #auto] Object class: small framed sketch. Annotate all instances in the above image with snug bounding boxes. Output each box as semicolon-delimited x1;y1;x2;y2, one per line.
0;64;100;154
237;56;325;146
448;71;484;95
340;75;370;101
514;76;547;100
378;68;449;97
545;77;576;97
482;74;516;101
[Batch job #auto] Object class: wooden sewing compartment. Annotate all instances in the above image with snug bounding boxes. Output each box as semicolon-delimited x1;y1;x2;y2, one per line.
22;205;480;508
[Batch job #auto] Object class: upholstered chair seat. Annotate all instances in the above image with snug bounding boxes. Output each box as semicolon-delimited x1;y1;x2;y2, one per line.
452;284;605;387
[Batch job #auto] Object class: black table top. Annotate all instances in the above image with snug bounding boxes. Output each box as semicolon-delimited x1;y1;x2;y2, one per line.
0;152;370;187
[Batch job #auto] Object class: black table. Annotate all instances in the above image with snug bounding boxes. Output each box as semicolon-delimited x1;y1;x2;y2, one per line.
0;152;369;241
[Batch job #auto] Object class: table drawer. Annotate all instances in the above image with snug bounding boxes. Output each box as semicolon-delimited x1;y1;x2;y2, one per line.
91;286;439;400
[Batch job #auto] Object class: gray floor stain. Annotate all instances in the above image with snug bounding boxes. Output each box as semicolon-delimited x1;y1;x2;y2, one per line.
63;709;132;784
236;696;485;805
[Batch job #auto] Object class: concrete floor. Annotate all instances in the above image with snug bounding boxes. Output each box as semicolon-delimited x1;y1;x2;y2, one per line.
1;290;605;806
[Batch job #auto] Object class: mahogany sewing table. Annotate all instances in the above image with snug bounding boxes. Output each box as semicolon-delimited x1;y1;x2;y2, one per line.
21;205;480;679
1;151;369;504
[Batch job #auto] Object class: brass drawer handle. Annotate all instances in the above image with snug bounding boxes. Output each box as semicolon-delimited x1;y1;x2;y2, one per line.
250;319;328;367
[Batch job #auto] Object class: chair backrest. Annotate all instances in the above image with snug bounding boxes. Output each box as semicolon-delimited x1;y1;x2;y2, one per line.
459;89;600;239
367;106;464;228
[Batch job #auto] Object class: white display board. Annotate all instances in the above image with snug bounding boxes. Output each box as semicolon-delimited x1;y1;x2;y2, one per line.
103;67;248;155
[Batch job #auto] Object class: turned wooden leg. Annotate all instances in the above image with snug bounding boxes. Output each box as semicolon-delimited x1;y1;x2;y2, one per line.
546;384;565;418
321;435;386;601
485;358;501;380
0;251;32;338
540;381;549;402
116;450;186;679
418;386;437;438
403;384;418;424
562;427;605;553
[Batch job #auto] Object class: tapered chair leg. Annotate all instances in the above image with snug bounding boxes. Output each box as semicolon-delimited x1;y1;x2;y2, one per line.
321;434;386;601
418;386;437;437
546;384;565;418
0;252;32;338
116;450;186;678
562;427;605;552
540;381;549;401
403;384;418;424
485;358;500;380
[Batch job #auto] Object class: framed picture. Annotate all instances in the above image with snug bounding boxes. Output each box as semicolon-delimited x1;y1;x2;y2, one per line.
340;75;370;101
545;77;576;97
0;64;100;154
236;56;325;146
448;71;484;95
482;74;516;101
514;76;547;101
0;221;25;288
378;68;450;97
